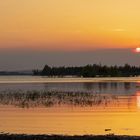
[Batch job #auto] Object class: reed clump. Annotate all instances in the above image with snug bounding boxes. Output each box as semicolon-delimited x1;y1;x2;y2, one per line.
0;90;118;108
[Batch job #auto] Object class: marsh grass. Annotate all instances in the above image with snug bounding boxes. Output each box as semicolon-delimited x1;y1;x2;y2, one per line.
0;90;120;108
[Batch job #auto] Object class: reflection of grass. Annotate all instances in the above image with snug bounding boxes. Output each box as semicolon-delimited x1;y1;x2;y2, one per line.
0;90;118;108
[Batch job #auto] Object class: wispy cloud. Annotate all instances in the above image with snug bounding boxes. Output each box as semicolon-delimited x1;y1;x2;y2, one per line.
111;28;126;32
99;27;126;32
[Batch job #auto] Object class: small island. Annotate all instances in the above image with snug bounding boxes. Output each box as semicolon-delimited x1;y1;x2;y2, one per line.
33;64;140;77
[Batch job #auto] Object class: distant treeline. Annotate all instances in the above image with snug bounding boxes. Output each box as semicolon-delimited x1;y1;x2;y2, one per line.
33;64;140;77
0;71;32;76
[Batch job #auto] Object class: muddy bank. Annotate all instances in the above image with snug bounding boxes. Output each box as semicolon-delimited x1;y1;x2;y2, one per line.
0;134;140;140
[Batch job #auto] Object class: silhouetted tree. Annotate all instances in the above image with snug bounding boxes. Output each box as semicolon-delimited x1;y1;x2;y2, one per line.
33;64;140;77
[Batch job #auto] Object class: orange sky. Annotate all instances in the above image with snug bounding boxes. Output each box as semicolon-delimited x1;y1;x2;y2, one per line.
1;0;140;51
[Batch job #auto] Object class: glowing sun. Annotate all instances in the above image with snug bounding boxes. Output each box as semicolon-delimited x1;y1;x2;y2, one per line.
135;47;140;53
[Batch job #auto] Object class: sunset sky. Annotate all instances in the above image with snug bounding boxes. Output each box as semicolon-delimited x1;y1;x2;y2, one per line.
0;0;140;70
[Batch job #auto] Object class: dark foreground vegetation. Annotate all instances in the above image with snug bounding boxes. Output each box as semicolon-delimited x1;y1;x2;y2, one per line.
0;134;140;140
33;64;140;77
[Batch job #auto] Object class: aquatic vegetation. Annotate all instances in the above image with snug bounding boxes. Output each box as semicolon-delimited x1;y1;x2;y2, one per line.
0;90;120;108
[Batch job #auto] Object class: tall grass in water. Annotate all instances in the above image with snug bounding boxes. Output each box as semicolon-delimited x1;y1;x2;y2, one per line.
0;90;118;108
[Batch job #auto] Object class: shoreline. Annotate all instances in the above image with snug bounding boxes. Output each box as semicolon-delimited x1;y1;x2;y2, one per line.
0;134;140;140
0;76;140;84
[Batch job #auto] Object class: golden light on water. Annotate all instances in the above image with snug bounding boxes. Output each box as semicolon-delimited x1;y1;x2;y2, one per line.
136;92;140;108
0;92;139;136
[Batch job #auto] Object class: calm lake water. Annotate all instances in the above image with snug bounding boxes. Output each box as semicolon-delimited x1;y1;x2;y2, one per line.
0;76;140;136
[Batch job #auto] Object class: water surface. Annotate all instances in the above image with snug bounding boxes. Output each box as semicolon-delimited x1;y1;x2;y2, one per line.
0;76;140;136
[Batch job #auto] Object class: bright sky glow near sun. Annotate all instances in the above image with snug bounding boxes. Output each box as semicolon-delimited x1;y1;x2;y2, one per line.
135;47;140;53
1;0;140;51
